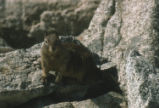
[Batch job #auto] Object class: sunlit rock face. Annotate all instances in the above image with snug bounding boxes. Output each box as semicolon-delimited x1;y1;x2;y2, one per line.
78;0;159;107
1;0;159;107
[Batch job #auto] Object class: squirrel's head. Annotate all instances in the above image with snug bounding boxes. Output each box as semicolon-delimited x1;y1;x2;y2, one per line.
42;34;60;53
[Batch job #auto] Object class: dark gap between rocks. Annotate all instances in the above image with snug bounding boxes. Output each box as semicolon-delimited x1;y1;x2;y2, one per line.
15;66;122;108
0;27;36;49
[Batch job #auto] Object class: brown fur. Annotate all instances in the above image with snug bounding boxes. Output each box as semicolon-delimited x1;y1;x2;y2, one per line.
40;34;101;84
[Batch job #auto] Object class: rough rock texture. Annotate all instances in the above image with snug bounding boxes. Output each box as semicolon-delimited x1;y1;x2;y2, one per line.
0;37;14;53
1;0;159;107
79;0;159;91
78;0;125;89
78;0;159;107
126;50;159;108
0;44;55;108
0;0;101;48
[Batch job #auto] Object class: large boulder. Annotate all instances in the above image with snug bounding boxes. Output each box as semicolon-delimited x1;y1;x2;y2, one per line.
0;44;54;107
79;0;159;93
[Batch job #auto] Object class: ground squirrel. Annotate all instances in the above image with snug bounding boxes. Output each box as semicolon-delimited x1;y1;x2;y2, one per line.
40;34;101;84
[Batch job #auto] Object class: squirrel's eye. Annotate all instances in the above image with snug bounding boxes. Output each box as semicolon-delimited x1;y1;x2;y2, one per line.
45;40;48;44
44;40;49;46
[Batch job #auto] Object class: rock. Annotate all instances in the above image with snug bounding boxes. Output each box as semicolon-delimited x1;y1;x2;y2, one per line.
0;44;55;108
0;0;5;18
2;0;159;107
78;0;118;56
78;0;159;92
48;92;127;108
126;50;159;108
0;43;88;108
71;92;126;108
0;37;14;53
0;0;101;48
78;0;124;91
19;92;127;108
100;62;116;71
0;37;8;47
